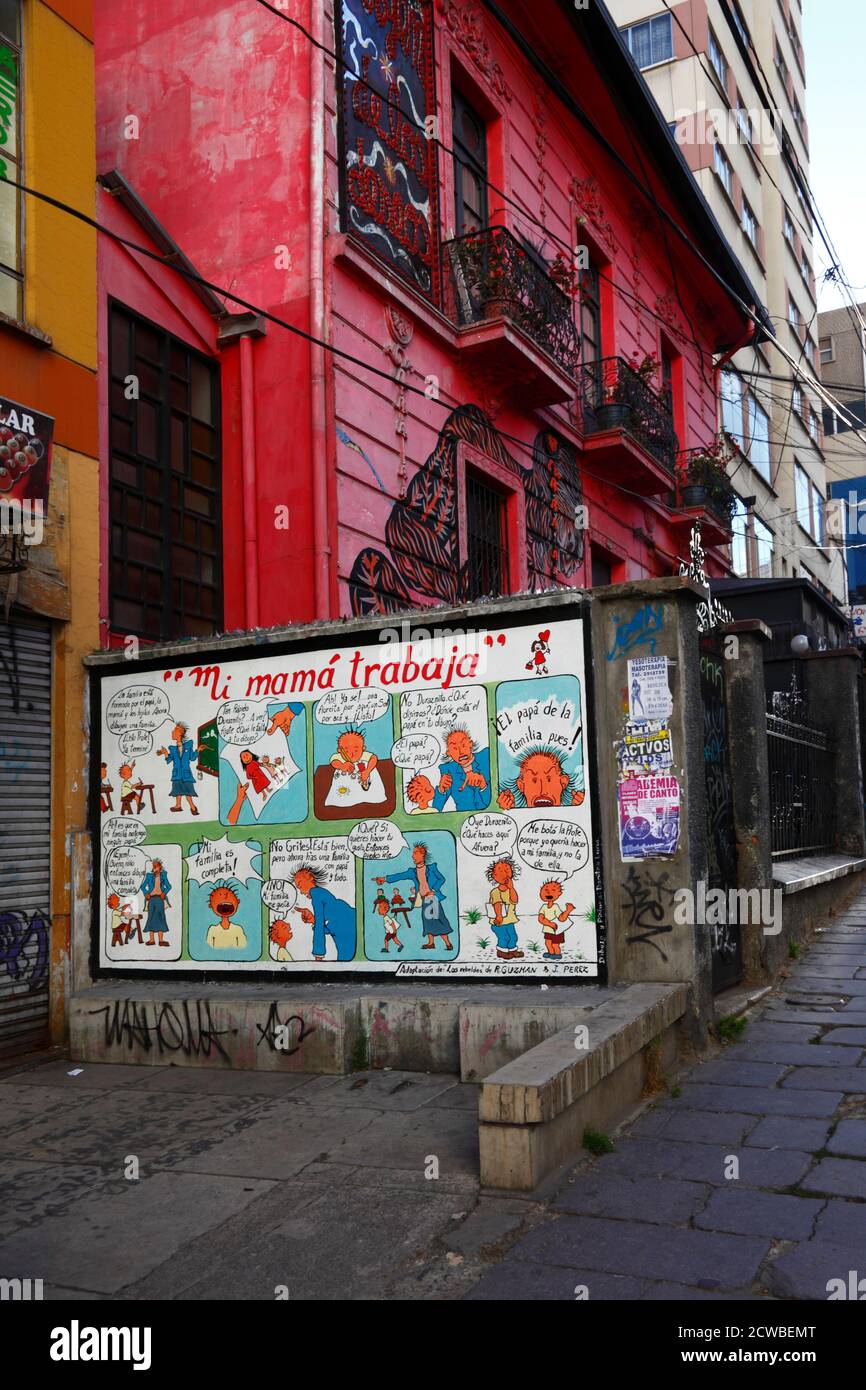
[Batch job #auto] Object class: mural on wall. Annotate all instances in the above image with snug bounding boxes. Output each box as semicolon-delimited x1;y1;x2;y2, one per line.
335;0;440;302
94;613;602;977
348;405;585;614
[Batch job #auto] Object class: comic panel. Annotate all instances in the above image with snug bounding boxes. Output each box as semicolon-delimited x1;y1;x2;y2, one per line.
494;675;584;813
265;837;357;962
355;823;459;962
311;689;396;820
102;684;219;825
215;699;308;826
397;685;490;815
102;825;183;962
186;836;266;961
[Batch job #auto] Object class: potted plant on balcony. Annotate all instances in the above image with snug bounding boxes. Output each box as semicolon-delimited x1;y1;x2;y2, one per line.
459;231;515;321
681;436;733;520
593;358;631;430
629;350;660;389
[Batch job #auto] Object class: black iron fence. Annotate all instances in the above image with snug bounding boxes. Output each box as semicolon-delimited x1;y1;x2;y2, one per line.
766;706;836;858
675;446;736;527
575;356;679;474
441;225;579;375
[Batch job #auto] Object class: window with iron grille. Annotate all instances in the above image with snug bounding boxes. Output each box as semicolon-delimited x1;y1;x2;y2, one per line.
0;1;22;320
452;88;488;237
465;469;508;600
108;303;222;641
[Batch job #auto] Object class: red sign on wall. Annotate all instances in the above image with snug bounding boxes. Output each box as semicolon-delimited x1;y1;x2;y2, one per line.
0;395;54;506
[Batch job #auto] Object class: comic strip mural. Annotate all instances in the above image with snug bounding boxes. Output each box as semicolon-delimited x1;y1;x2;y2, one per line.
93;611;603;977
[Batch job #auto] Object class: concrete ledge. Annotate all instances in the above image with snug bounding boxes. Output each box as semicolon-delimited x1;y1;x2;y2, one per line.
773;855;866;895
478;983;688;1190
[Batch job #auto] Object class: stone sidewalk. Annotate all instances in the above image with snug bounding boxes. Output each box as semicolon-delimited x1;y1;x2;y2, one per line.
2;900;866;1300
465;897;866;1301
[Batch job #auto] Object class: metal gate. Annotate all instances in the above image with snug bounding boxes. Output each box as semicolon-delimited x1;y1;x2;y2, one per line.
699;638;742;993
0;617;52;1056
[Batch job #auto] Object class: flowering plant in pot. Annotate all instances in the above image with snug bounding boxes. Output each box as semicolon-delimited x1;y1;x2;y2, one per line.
592;357;631;430
680;435;734;517
458;230;518;319
628;350;660;388
547;250;580;298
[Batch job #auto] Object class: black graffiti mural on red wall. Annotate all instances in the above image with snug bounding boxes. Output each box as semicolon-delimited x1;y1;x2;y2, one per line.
349;406;585;615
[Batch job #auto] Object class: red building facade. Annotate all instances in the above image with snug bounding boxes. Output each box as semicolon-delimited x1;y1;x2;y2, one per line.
94;0;765;645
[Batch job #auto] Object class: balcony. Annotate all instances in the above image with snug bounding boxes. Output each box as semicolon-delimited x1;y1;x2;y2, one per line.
575;357;679;495
668;447;736;548
442;226;579;406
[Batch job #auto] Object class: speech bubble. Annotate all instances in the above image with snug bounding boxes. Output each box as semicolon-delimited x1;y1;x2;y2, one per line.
105;845;150;899
315;688;390;725
118;728;153;758
269;837;353;882
261;878;297;917
347;819;408;860
216;700;270;746
497;688;582;761
460;812;518;859
400;685;486;737
392;732;441;772
186;836;262;887
106;685;171;735
517;818;590;879
101;816;147;852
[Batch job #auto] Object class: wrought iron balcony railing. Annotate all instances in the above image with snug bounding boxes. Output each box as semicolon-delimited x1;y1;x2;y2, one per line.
442;225;579;376
676;446;736;528
576;356;679;474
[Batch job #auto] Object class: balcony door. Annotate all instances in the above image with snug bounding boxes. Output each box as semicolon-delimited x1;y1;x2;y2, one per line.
452;88;488;236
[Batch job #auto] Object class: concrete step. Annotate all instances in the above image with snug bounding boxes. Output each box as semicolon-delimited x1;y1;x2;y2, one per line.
478;982;688;1191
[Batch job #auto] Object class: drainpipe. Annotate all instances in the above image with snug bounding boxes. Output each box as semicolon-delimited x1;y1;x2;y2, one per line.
218;313;268;630
240;333;260;629
310;2;331;617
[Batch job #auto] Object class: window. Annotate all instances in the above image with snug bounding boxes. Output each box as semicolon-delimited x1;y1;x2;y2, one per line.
775;40;789;90
465;470;508;599
591;553;613;587
783;209;795;245
0;1;22;319
720;368;744;446
622;13;673;69
729;3;750;49
800;253;811;285
708;28;728;87
714;142;733;197
579;260;602;367
452;88;488;237
741;198;758;248
747;396;771;482
792;96;804;133
809;409;818;443
795;462;824;541
792;384;802;416
731;496;749;576
735;94;752;144
788;294;801;335
754;517;774;577
108;304;222;641
660;346;674;412
820;336;834;364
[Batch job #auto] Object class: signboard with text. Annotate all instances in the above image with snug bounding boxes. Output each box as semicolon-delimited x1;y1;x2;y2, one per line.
0;395;54;506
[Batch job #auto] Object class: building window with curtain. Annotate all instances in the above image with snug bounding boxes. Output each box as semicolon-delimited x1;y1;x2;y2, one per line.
452;88;488;237
746;395;771;482
0;1;22;319
720;368;744;447
622;14;673;69
108;304;222;641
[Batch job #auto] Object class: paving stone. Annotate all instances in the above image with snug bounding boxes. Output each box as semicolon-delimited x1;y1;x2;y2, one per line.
764;1009;866;1027
0;1172;276;1294
599;1137;812;1189
694;1188;823;1241
656;1109;757;1146
464;1261;643;1300
442;1197;529;1256
296;1070;462;1111
781;1066;866;1092
790;976;866;995
827;1119;866;1158
639;1282;764;1300
553;1173;709;1223
676;1083;842;1117
512;1214;769;1289
743;1022;822;1044
744;1115;832;1151
764;1241;863;1300
824;1028;866;1047
692;1060;789;1087
788;964;863;980
727;1043;860;1068
0;1159;126;1240
801;1157;866;1200
814;1199;866;1248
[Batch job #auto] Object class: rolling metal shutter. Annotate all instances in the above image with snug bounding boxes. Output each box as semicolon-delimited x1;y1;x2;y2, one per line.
0;616;52;1056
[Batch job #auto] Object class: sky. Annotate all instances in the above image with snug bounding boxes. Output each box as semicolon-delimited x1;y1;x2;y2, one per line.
804;0;866;311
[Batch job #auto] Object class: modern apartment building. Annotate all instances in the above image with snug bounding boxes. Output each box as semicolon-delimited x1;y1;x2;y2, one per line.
818;301;866;440
610;0;845;602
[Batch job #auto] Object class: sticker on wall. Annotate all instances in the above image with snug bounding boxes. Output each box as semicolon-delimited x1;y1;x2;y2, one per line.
618;720;674;778
618;775;681;860
627;656;672;723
